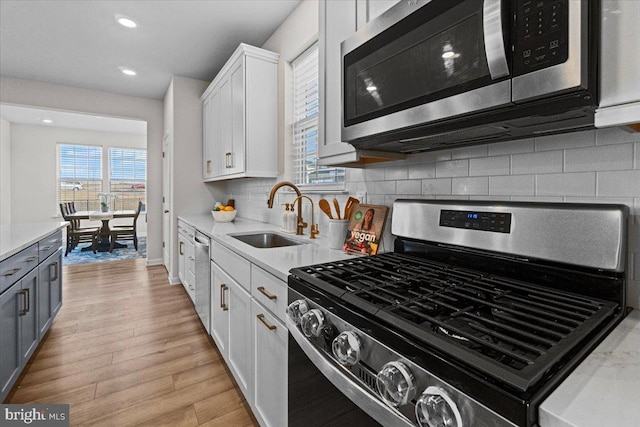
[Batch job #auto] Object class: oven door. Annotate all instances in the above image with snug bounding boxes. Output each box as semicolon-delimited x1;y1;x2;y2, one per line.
341;0;511;142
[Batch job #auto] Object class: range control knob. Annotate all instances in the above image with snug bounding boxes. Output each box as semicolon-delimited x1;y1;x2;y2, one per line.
286;300;309;325
300;309;325;338
415;386;463;427
376;361;416;407
332;331;362;366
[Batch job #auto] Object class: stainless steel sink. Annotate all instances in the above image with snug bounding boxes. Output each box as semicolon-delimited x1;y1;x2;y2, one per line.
230;232;306;249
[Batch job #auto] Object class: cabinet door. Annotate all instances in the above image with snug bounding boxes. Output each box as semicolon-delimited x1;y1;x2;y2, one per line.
252;300;288;427
37;252;59;338
228;278;253;405
20;268;39;364
177;234;186;287
203;88;221;179
0;282;21;399
210;261;230;359
228;56;245;175
49;249;62;319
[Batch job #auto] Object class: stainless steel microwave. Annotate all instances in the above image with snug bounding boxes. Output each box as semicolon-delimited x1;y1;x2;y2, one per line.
341;0;598;153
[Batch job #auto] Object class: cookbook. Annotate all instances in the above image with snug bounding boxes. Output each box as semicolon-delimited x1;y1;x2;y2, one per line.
343;204;389;255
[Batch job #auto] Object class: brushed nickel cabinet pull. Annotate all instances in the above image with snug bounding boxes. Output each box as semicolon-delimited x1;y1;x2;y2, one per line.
40;245;53;251
257;314;277;331
257;286;277;300
206;160;212;174
25;288;30;313
25;256;38;263
220;284;229;311
50;262;58;281
2;268;21;277
19;290;27;315
179;241;184;255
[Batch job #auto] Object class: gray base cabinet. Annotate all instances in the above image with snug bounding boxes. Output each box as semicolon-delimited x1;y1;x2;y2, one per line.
0;230;63;402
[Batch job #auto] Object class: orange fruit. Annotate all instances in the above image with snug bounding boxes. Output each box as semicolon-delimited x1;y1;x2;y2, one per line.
218;206;226;210
223;206;234;211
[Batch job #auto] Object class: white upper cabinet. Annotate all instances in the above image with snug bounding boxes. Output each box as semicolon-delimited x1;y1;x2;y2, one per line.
202;44;279;181
595;0;640;130
318;0;404;167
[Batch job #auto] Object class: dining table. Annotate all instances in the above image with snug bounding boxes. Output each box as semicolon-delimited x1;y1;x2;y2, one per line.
67;210;136;251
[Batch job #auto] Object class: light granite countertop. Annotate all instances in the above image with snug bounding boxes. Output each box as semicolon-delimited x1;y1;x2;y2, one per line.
0;221;68;262
540;309;640;426
178;213;357;282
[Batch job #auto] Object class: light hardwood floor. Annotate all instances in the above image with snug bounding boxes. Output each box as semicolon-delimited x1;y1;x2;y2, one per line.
6;258;258;427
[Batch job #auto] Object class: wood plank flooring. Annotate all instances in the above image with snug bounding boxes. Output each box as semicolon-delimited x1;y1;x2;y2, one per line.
5;258;258;427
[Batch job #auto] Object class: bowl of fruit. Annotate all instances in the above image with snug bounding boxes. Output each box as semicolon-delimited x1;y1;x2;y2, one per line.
212;204;237;222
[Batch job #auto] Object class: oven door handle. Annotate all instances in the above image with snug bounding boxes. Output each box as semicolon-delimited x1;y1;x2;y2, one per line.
483;0;509;79
286;316;415;427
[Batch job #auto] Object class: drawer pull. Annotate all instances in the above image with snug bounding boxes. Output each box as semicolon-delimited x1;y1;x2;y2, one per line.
2;268;21;277
257;314;277;331
220;284;228;311
25;256;38;262
257;286;277;300
41;245;53;251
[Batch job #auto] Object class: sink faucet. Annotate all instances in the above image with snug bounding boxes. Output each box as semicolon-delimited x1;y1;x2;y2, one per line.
292;195;319;239
267;181;304;235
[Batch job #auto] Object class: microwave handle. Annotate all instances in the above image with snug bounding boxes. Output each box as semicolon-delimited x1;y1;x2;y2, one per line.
483;0;509;79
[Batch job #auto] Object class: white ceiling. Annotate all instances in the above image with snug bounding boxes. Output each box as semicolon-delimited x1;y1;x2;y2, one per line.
0;0;301;133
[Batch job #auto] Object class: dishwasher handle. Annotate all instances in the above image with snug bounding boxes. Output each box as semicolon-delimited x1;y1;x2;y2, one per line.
193;233;210;248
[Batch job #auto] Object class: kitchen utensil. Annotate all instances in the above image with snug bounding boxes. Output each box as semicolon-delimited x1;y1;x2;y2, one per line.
333;198;341;219
344;197;359;220
319;199;333;219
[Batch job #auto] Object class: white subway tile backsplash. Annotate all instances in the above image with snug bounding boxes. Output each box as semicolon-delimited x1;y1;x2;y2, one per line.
435;159;469;178
385;166;408;181
408;163;436;179
512;151;563;175
408;149;451;163
452;177;489;195
469;156;510;176
469;195;512;201
537;172;596;196
487;138;534;156
346;168;365;182
450;144;488;160
396;179;422;195
597;170;640;197
513;196;564;202
635;142;639;169
422;178;452;195
534;130;595;151
374;180;396;195
565;144;633;172
489;175;535;196
596;126;640;146
365;168;385;181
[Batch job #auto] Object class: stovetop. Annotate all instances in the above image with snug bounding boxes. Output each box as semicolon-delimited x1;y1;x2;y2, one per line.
290;251;619;392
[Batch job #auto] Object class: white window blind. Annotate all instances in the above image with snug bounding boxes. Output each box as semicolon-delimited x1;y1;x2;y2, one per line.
57;144;102;212
109;147;147;211
292;43;345;188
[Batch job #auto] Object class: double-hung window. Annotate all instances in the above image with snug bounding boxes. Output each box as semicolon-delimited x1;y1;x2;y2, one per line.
292;43;344;189
109;147;147;211
57;144;102;211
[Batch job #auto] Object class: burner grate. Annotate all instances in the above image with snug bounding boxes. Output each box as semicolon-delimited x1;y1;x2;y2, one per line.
292;252;619;391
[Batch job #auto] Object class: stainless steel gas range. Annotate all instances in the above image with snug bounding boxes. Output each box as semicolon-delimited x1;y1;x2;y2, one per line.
286;200;628;427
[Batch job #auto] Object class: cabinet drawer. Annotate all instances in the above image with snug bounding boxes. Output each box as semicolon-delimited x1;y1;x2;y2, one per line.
178;220;194;240
39;230;63;261
251;265;287;322
1;244;39;294
211;242;250;291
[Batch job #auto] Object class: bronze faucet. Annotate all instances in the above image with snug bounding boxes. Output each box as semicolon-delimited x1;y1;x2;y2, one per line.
292;195;319;239
267;181;305;235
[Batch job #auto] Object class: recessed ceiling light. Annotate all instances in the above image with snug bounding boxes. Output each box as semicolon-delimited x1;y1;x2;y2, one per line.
115;14;138;28
42;119;53;124
118;66;137;76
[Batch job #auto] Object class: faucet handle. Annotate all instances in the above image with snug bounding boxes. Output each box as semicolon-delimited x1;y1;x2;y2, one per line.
310;224;319;239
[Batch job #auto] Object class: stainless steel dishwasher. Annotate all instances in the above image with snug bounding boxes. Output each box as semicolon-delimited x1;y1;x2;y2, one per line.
193;231;211;334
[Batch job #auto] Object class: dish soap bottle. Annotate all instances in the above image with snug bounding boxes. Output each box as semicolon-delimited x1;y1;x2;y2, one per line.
282;203;296;233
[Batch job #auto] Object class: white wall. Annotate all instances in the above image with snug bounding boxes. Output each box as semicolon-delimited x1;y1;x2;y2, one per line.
9;124;147;234
0;117;11;223
0;76;163;262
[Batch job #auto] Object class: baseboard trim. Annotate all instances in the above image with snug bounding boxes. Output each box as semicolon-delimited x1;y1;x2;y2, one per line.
146;258;164;266
168;276;182;285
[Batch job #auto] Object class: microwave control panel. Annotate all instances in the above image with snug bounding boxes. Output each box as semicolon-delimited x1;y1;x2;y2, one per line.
439;210;512;233
513;0;569;76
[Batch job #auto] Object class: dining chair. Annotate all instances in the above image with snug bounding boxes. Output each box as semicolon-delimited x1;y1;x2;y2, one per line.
109;201;143;252
60;203;100;256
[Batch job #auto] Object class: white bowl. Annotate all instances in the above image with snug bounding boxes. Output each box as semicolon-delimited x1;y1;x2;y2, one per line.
212;210;237;222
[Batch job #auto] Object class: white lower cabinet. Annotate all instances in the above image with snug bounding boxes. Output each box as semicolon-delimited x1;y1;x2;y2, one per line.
252;300;287;427
209;240;288;426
